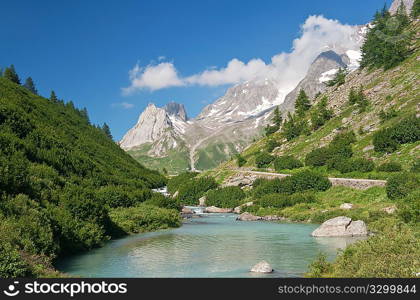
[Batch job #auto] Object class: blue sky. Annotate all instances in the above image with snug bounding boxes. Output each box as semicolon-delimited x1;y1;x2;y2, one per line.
1;0;392;140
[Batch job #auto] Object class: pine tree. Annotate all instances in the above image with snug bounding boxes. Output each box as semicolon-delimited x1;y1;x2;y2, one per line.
412;0;420;18
326;68;347;87
361;3;411;70
272;106;282;127
50;91;58;103
23;77;37;94
80;107;90;124
295;89;311;116
3;65;20;84
102;123;113;140
311;96;333;130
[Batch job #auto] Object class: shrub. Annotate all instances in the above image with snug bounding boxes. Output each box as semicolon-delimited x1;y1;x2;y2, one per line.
96;185;151;208
377;162;402;172
386;172;419;200
235;154;247;167
167;172;198;194
266;139;280;153
373;128;399;153
0;241;31;278
397;190;420;224
252;178;270;189
255;152;275;168
177;176;218;205
252;178;294;198
109;204;181;234
306;253;333;278
143;193;181;211
290;170;332;192
305;147;332;167
412;160;420;173
274;156;303;171
373;115;420;153
206;186;246;208
258;192;316;209
378;108;398;123
350;158;375;173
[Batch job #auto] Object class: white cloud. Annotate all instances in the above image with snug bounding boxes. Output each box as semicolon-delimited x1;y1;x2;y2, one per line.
122;62;185;94
123;15;361;94
112;102;135;109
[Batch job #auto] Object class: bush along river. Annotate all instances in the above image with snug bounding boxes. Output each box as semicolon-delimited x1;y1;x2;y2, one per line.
56;209;363;277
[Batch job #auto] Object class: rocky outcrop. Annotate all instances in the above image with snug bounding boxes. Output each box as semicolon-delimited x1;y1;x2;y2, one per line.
250;261;273;273
223;173;258;188
198;196;206;207
311;216;368;237
204;206;233;213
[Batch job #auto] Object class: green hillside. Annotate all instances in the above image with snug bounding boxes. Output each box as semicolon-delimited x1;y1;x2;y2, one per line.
0;76;180;277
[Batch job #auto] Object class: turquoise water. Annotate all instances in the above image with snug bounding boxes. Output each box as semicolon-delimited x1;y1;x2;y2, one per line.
57;213;362;277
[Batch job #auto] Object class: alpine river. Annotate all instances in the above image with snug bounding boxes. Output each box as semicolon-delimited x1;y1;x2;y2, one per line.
57;210;362;277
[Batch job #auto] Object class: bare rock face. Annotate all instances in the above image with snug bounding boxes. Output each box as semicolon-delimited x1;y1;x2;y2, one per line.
340;203;354;210
204;206;233;213
311;216;368;237
119;102;188;156
237;212;262;221
389;0;414;15
250;261;273;273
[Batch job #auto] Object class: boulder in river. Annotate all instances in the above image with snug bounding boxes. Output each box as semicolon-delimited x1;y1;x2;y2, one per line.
311;216;368;237
181;207;194;214
237;212;262;221
250;261;273;273
204;206;233;213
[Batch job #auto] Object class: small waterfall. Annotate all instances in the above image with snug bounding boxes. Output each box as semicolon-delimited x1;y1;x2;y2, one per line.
152;186;170;197
185;206;204;215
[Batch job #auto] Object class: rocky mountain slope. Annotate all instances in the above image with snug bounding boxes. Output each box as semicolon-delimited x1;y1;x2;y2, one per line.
122;20;368;173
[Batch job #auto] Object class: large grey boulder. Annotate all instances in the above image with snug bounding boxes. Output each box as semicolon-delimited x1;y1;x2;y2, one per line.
311;216;368;237
250;261;273;273
204;206;233;213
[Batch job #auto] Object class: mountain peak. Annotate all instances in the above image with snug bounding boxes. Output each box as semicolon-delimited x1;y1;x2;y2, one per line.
164;101;188;121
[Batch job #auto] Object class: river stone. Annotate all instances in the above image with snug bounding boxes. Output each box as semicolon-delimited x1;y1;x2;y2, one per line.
199;196;206;207
340;203;353;210
181;207;194;214
311;216;368;237
204;206;233;213
234;206;241;214
237;212;262;221
250;261;273;273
